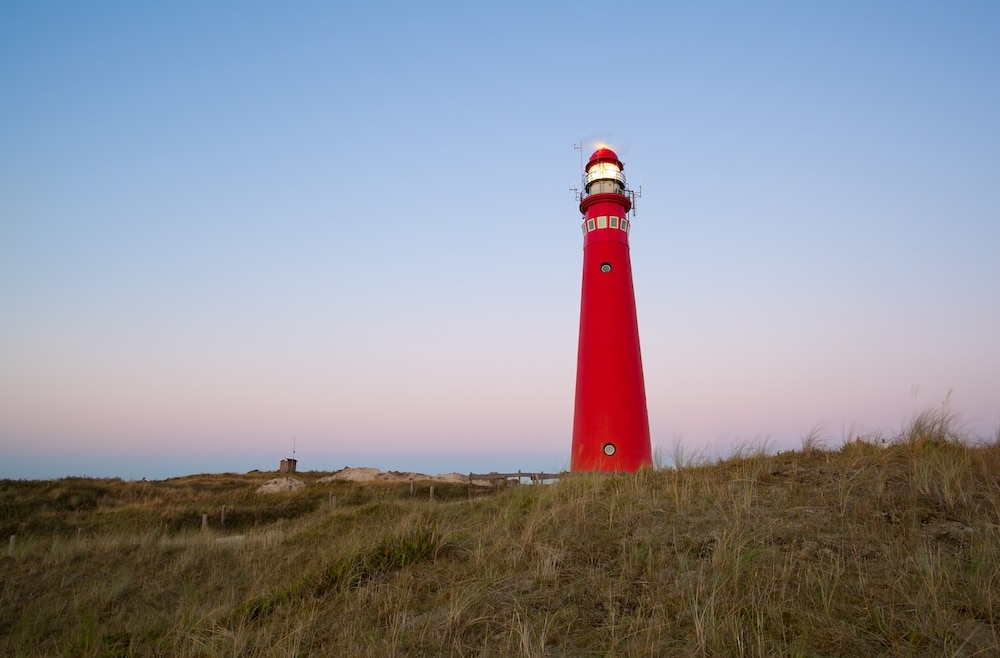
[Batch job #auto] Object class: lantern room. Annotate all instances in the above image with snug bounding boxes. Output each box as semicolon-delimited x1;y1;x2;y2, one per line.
583;147;626;196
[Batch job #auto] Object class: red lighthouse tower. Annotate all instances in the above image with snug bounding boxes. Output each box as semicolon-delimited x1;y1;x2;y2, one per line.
571;147;652;472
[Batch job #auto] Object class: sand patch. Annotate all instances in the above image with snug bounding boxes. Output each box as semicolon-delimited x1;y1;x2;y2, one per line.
256;477;306;494
319;467;476;484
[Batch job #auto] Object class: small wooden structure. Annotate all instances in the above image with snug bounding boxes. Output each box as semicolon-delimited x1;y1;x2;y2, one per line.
467;471;563;496
279;458;298;474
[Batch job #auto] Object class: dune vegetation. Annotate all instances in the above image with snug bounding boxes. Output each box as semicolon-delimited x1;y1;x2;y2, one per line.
2;409;999;657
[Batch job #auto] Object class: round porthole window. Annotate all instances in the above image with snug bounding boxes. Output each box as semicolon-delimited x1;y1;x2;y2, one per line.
600;263;612;273
603;443;616;456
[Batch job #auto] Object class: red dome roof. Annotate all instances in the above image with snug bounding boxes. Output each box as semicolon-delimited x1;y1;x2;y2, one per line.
588;147;623;169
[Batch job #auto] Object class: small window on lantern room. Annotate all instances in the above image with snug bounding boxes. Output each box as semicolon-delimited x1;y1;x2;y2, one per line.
597;216;607;229
581;222;587;236
622;219;629;233
609;216;619;229
587;218;596;232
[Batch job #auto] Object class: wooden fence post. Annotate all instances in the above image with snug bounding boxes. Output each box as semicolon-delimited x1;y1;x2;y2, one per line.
429;486;435;501
8;535;14;557
202;514;208;531
221;505;226;529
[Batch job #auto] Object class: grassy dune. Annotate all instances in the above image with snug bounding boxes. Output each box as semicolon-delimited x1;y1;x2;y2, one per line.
2;411;999;656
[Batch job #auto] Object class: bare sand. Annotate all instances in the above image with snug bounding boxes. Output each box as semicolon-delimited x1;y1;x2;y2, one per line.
318;467;470;483
256;468;490;494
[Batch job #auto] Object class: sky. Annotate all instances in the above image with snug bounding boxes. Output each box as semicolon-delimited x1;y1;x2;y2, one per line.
2;1;998;480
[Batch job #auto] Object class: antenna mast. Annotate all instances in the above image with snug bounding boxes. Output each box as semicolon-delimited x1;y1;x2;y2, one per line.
570;141;583;201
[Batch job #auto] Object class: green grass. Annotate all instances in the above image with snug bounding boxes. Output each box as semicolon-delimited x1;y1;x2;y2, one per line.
2;413;999;656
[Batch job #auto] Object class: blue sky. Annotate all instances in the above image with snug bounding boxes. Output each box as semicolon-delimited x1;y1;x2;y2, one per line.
2;1;998;479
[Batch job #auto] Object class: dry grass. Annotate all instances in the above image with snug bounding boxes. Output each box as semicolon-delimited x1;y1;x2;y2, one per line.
2;412;1000;656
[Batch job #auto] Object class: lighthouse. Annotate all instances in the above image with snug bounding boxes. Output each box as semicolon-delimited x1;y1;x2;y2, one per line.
571;147;653;472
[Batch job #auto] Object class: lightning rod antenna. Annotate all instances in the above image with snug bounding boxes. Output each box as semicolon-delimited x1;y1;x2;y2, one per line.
571;142;584;201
